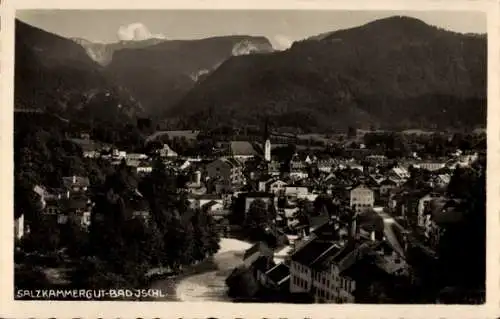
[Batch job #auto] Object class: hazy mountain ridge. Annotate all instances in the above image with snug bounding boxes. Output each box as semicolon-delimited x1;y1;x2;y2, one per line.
71;37;168;66
15;20;145;123
104;35;275;115
169;16;486;132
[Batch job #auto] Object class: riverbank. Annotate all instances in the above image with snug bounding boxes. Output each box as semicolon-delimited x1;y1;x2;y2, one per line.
149;238;252;301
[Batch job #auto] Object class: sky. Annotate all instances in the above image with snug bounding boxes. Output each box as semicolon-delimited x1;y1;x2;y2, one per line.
16;10;486;50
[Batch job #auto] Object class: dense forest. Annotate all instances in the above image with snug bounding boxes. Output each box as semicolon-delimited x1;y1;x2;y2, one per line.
14;112;220;290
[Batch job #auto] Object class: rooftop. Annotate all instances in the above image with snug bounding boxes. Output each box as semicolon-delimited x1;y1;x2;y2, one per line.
265;263;290;284
243;241;272;260
310;243;343;271
291;238;338;267
230;141;257;156
62;176;90;189
340;254;392;283
189;194;222;200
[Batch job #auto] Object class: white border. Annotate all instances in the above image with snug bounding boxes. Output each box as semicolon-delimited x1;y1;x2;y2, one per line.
1;0;498;318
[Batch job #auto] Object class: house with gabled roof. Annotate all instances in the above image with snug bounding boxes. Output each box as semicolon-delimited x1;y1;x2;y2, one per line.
205;157;245;193
289;237;340;294
226;141;257;160
62;176;90;198
261;263;291;292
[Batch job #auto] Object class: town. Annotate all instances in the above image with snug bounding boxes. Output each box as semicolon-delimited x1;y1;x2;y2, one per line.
13;113;486;304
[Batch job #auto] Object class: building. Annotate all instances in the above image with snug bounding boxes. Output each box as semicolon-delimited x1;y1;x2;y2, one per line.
259;178;288;195
243;192;275;215
413;193;445;228
419;162;446;172
205;158;245;193
268;160;281;176
388;167;410;181
284;186;309;199
261;263;291;291
289;238;340;293
431;174;451;189
425;198;464;248
137;161;153;175
227;141;257;160
126;153;148;161
332;252;397;303
379;178;398;197
201;200;225;215
349;184;374;213
188;194;224;210
310;242;347;302
243;241;274;268
14;214;25;240
158;143;178;158
290;153;307;171
316;159;338;173
112;149;127;159
60;196;93;228
62;176;90;196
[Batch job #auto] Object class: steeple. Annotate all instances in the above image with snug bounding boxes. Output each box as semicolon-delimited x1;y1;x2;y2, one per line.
263;117;270;140
263;117;271;162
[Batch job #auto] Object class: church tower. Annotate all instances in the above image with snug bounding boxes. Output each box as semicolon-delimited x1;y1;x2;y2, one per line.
264;118;271;162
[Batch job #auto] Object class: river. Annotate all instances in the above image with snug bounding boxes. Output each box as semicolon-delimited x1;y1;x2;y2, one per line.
150;238;252;301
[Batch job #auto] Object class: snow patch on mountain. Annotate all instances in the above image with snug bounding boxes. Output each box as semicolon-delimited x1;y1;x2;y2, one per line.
231;40;262;56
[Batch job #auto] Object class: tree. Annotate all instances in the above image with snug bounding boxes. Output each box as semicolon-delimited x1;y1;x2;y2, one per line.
244;199;273;233
437;164;485;299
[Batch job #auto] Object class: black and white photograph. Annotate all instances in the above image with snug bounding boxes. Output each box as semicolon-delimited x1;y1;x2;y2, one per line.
2;1;498;317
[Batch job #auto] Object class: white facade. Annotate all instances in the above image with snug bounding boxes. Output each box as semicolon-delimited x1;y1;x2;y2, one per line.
419;162;446;171
137;165;153;174
350;185;374;213
285;186;309;198
290;260;313;293
14;215;25;240
289;171;309;180
312;265;356;303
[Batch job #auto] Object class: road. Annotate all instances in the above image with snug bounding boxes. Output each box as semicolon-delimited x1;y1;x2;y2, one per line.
374;209;437;258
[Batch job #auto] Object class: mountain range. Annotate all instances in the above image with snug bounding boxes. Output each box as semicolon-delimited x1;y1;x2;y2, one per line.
15;20;145;125
103;36;274;115
170;16;486;132
15;16;487;132
71;37;168;66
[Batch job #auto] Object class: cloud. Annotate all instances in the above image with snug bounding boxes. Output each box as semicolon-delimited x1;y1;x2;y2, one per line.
117;23;166;41
273;35;294;50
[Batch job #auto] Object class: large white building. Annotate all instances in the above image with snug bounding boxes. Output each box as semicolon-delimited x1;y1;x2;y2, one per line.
349;184;374;213
289;238;339;293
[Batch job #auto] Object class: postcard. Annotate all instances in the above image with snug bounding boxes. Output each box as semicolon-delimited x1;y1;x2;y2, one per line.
1;0;498;318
